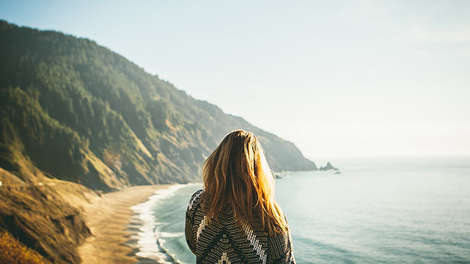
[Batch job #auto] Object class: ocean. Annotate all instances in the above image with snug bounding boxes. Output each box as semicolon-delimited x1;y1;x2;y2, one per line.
132;156;470;263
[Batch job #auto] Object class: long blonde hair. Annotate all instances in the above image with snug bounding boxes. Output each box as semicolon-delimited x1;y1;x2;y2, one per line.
202;130;288;234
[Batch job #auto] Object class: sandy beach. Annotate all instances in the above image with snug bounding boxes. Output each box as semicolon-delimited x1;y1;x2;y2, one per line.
78;185;173;264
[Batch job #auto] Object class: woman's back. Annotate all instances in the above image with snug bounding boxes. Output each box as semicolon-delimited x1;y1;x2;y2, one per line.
185;130;296;263
185;189;295;264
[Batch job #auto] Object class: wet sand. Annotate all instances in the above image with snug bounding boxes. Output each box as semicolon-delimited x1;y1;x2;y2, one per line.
78;185;173;264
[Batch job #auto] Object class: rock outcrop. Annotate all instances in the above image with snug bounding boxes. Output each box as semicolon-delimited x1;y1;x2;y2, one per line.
319;161;339;171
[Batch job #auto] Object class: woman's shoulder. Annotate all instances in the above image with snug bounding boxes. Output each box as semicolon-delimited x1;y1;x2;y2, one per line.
187;189;204;210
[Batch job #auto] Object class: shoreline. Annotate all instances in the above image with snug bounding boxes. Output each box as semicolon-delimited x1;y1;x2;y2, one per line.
130;184;187;263
78;185;173;264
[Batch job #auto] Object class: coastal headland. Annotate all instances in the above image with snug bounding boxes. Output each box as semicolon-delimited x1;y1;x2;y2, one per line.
0;20;316;263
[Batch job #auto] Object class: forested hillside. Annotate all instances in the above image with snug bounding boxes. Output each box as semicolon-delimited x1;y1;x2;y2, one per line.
0;20;315;191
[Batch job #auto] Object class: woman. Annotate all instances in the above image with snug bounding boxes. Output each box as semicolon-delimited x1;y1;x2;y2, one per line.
185;130;295;264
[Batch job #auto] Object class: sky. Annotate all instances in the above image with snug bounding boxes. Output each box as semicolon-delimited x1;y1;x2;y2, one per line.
1;0;469;159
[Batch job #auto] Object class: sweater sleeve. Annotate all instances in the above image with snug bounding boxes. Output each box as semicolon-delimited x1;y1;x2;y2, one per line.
268;226;296;263
283;230;296;264
185;189;203;255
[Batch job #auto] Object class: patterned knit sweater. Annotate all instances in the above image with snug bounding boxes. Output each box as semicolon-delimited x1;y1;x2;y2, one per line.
185;189;296;264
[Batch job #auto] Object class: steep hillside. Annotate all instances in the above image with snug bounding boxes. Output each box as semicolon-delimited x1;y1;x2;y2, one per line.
0;178;96;264
0;20;316;191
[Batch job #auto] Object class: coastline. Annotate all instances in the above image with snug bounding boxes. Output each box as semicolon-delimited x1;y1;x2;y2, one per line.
78;185;173;264
130;184;187;263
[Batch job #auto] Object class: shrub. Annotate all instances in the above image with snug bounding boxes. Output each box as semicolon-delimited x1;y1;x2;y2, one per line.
0;232;49;264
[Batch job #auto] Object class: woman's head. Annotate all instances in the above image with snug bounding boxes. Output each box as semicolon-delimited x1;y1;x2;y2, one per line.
202;129;287;234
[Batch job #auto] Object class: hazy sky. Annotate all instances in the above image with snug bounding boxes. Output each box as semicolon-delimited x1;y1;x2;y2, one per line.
1;1;469;159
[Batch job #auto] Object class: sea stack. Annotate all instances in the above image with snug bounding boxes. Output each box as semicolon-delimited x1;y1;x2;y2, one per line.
319;161;339;172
